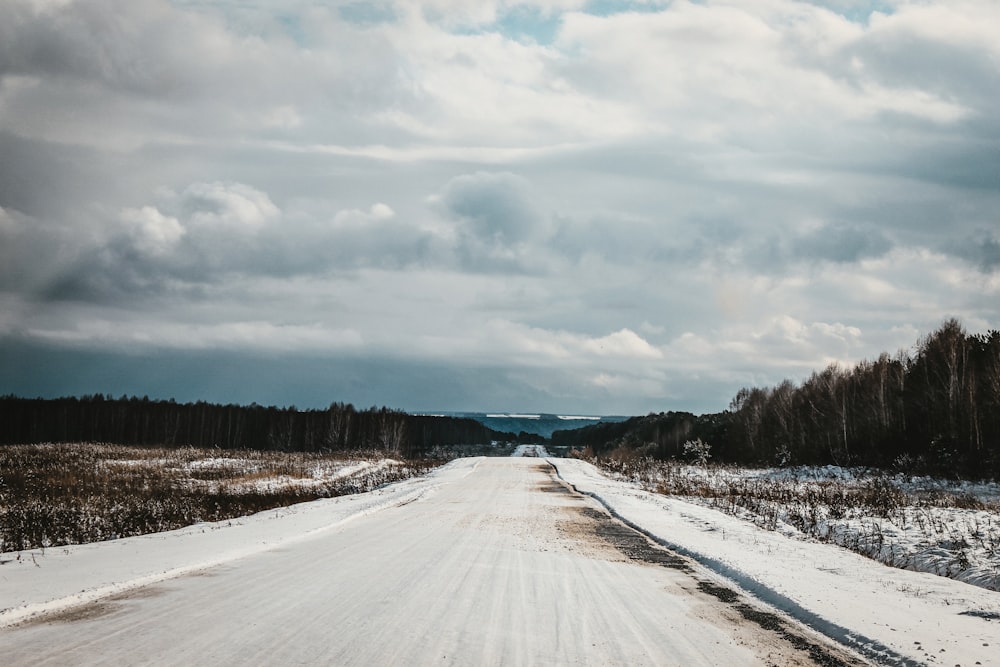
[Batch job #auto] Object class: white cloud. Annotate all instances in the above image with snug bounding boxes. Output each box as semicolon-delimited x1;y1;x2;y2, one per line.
333;202;397;226
181;182;279;229
121;205;185;255
867;2;1000;54
27;317;364;352
582;328;662;359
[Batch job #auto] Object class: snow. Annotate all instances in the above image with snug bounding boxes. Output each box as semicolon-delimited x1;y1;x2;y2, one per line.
182;457;252;470
2;456;998;666
0;459;477;628
607;461;1000;592
177;460;383;494
552;458;1000;667
2;458;845;666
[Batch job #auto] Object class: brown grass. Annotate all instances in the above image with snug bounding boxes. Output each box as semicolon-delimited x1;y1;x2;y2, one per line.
0;443;437;552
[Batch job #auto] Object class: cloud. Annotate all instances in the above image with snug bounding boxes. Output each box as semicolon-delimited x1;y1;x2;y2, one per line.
792;222;893;263
436;171;540;241
27;317;364;353
0;205;46;289
179;182;279;229
0;0;173;93
0;130;109;219
0;0;408;151
38;181;443;302
582;328;662;359
1;0;999;414
121;205;185;256
430;171;554;271
945;231;1000;273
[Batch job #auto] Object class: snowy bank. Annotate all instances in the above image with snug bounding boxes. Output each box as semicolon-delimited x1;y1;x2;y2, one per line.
552;458;1000;667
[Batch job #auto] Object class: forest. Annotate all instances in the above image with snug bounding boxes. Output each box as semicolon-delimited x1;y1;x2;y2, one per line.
0;397;517;458
3;319;998;476
553;319;1000;477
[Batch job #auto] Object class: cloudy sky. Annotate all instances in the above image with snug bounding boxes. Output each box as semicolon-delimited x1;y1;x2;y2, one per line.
1;0;998;415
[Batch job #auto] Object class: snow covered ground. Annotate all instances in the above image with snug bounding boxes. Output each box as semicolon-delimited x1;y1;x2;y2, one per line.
0;458;457;629
553;458;1000;667
175;458;401;494
1;456;997;665
596;460;1000;592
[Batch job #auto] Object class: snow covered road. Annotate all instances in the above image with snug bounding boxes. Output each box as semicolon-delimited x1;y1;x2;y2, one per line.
1;458;861;665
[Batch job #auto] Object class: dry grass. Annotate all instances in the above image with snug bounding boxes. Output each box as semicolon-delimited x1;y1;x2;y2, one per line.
0;443;437;552
586;453;1000;590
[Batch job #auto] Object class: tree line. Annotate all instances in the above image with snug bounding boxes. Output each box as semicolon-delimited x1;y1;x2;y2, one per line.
5;320;997;473
554;320;1000;477
0;396;517;457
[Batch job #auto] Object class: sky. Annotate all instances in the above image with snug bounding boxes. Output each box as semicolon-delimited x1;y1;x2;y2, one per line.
1;0;998;416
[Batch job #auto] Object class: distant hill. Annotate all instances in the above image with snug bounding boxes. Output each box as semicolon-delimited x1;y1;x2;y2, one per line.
434;412;631;439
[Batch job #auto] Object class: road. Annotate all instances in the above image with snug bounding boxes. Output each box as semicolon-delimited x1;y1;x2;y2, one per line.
3;458;863;665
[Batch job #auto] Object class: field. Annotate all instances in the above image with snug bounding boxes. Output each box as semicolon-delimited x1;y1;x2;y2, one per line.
6;442;998;594
0;443;435;552
593;455;1000;591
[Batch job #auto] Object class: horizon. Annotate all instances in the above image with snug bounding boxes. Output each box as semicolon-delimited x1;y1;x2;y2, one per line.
1;390;641;419
1;319;986;417
2;1;998;416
